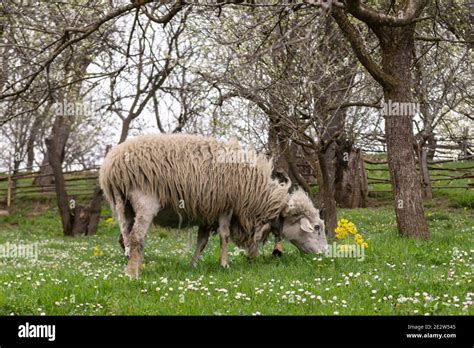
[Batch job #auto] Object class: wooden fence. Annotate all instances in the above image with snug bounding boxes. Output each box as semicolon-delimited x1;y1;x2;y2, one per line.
1;157;473;210
0;165;100;209
364;158;474;194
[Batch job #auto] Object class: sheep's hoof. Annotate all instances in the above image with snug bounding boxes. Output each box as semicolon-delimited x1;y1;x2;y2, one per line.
126;266;140;279
126;271;139;280
272;249;283;257
220;262;229;268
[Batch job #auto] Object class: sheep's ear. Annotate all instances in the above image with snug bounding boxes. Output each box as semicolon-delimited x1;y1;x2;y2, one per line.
300;218;314;233
272;169;292;191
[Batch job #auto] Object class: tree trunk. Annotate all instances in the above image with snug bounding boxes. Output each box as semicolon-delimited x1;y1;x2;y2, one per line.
119;118;132;144
302;151;325;207
70;187;103;236
335;140;368;208
420;147;433;199
45;136;72;235
380;25;429;239
26;115;43;171
34;113;72;187
426;133;437;161
26;103;53;172
0;23;9;93
26;142;35;172
45;118;103;237
285;144;314;198
317;142;338;238
268;115;290;173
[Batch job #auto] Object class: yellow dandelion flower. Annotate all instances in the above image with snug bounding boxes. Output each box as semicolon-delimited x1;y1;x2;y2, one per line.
335;226;347;239
93;246;104;257
335;218;368;249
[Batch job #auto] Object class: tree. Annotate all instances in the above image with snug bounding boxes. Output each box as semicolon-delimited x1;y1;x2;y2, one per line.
332;0;430;238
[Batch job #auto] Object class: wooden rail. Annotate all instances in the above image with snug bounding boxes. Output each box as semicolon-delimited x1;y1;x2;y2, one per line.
1;158;472;211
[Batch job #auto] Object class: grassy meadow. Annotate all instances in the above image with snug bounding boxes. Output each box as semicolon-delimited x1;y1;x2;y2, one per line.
0;160;472;315
0;205;472;315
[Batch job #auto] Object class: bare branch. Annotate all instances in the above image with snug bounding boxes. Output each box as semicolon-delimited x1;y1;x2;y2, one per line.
331;8;399;89
345;0;429;27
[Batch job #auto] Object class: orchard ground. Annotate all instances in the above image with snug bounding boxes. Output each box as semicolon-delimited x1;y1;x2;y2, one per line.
0;200;472;315
0;160;473;315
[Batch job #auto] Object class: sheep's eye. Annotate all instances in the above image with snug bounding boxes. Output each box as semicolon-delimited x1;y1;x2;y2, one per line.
314;225;321;234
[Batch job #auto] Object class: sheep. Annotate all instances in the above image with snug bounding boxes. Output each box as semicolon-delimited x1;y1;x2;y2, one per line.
185;187;328;266
100;134;327;278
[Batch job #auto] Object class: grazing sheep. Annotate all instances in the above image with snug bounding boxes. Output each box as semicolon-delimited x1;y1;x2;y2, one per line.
187;187;327;265
100;134;327;278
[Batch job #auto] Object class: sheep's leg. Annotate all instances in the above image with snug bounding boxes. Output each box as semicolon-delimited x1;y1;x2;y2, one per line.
127;190;160;279
114;191;133;258
272;235;283;257
248;223;271;258
218;211;232;268
247;242;259;259
190;224;210;267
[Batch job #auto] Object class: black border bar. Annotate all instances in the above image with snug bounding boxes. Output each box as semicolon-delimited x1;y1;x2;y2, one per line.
0;315;472;346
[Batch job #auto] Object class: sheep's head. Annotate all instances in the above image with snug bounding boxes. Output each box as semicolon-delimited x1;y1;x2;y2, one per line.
280;189;328;253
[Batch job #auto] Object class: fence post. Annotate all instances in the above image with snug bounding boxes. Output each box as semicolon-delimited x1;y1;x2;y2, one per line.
7;162;12;210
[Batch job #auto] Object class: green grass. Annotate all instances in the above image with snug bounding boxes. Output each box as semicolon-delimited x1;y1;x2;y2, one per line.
0;204;472;315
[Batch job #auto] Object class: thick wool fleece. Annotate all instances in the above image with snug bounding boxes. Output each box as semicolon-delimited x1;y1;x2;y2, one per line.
99;134;290;248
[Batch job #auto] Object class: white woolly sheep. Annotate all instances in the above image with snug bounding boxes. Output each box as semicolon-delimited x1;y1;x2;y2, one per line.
99;134;327;278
